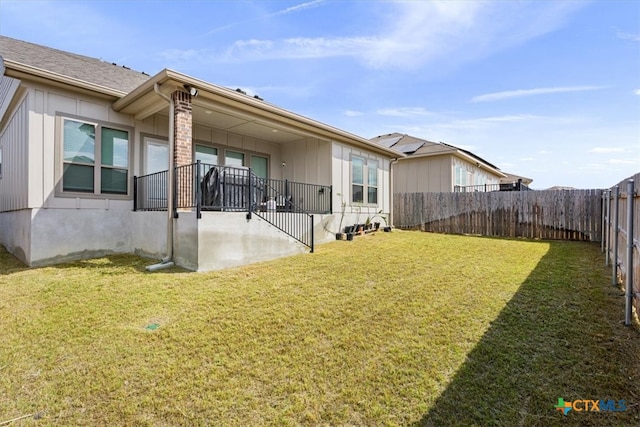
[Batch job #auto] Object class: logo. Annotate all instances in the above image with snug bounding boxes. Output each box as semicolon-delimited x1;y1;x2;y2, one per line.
555;398;627;416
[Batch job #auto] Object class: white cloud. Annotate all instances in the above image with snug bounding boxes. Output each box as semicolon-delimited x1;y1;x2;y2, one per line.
159;49;199;61
345;110;364;117
589;147;625;153
376;107;434;117
471;86;605;102
634;89;640;95
617;31;640;42
272;0;326;16
204;0;326;35
608;158;640;165
221;1;585;69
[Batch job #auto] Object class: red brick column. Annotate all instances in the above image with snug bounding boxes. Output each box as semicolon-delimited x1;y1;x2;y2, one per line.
172;90;193;208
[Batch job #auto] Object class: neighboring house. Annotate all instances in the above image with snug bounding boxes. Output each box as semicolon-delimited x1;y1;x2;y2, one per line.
500;172;534;191
0;36;399;271
370;133;507;193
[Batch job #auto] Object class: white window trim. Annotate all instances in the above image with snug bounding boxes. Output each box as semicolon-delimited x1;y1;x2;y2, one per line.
55;114;134;200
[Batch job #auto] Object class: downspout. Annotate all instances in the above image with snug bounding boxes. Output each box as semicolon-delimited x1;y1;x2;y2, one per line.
146;83;175;271
389;157;399;227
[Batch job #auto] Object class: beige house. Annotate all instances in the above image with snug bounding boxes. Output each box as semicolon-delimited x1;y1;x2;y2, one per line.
0;36;399;270
371;133;516;193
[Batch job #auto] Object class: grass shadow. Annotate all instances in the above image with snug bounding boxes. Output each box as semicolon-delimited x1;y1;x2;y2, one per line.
414;241;640;426
0;246;187;275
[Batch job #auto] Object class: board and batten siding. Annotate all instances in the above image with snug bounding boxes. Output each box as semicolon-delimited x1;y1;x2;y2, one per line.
0;75;20;123
28;83;134;211
331;142;390;216
0;94;29;212
394;156;453;193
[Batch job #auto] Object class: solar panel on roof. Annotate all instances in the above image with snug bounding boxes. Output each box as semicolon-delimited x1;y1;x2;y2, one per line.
397;142;425;153
375;136;402;148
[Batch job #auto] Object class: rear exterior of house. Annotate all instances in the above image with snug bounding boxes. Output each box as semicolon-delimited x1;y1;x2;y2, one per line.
0;36;398;271
370;133;508;193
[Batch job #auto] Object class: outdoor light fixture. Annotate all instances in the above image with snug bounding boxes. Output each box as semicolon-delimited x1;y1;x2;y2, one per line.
183;84;198;97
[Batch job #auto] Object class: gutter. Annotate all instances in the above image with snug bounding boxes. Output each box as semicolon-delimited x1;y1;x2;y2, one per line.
389;157;399;227
146;83;175;271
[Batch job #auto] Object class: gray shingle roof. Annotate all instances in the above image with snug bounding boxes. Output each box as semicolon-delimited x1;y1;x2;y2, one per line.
0;35;150;94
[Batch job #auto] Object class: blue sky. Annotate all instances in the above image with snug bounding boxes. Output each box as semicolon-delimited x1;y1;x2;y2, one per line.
1;0;638;189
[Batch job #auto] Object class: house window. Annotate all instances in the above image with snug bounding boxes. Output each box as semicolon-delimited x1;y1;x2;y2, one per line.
351;156;378;204
455;164;467;187
195;144;218;166
225;150;244;167
61;118;130;195
367;160;378;204
251;155;268;180
352;156;364;203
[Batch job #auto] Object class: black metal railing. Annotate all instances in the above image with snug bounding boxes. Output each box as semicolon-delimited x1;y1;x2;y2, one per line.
133;169;169;211
133;162;331;251
454;181;530;193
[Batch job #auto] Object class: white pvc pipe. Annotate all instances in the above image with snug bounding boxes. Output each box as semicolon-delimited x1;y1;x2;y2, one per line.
146;83;175;271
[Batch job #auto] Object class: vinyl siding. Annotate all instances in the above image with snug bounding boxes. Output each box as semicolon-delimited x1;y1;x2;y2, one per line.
0;94;29;212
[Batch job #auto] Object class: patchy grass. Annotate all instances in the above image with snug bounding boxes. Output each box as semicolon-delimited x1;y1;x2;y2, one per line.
0;231;638;426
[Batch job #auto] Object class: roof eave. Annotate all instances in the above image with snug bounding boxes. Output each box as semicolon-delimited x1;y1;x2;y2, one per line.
113;69;404;158
1;58;127;99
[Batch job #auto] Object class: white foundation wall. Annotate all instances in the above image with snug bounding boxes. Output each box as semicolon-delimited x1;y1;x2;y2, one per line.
28;208;133;266
188;212;308;272
0;209;32;264
130;211;168;260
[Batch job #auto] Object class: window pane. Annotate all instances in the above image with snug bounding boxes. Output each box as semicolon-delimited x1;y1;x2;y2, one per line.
352;157;364;184
368;187;378;204
225;150;244;167
63;163;94;192
251;155;268;179
102;128;129;167
101;168;127;194
146;142;168;175
195;145;218;166
368;161;378;186
352;184;363;203
64;120;95;163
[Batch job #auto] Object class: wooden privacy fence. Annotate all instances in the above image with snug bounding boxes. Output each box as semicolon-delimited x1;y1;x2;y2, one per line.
394;189;603;241
603;172;639;324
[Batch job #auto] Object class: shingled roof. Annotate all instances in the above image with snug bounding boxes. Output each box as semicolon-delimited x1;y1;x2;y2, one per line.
371;132;501;171
0;35;150;94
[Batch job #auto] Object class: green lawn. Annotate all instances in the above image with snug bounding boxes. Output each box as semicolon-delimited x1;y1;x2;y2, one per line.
0;231;638;426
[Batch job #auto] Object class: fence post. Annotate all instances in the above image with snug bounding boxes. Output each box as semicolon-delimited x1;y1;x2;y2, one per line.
612;186;619;286
246;167;253;220
329;185;333;213
601;191;606;252
196;161;202;219
310;214;314;253
133;176;138;211
285;179;290;212
625;179;635;326
605;189;610;266
173;166;179;219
